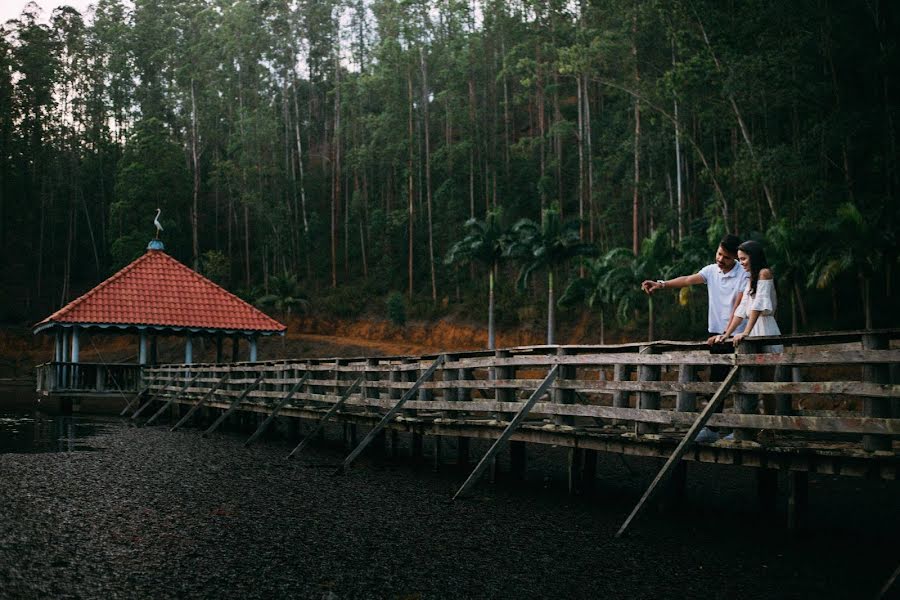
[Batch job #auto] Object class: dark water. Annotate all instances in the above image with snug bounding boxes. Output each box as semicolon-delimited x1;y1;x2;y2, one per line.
1;386;898;599
0;389;113;453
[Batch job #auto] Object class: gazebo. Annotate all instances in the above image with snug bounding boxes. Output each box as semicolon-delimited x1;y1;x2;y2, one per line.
34;239;286;398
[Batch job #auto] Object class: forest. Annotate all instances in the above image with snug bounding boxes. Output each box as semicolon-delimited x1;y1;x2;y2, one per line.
1;0;897;345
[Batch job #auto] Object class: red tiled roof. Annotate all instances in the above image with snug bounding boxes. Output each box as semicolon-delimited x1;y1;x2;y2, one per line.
34;250;286;334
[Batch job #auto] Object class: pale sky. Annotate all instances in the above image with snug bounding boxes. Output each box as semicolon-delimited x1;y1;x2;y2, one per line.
1;0;95;25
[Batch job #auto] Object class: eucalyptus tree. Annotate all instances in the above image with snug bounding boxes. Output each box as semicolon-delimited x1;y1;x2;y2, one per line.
507;207;595;345
445;208;509;349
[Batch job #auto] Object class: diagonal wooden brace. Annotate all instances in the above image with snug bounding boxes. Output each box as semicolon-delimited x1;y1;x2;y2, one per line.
130;375;177;419
615;365;740;538
120;386;149;416
453;365;559;500
244;372;311;447
334;355;445;475
287;377;362;459
202;373;265;438
142;374;201;427
170;374;230;432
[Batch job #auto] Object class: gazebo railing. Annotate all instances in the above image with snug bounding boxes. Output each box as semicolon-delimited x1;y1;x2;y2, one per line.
36;361;143;395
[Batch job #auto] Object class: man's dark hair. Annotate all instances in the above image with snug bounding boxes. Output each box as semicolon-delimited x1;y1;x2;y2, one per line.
719;234;742;255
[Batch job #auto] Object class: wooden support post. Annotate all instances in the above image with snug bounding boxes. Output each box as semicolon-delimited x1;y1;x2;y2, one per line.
787;471;808;530
636;346;661;435
143;375;200;427
616;366;739;538
757;468;778;516
335;355;445;475
567;448;581;495
287;377;361;458
862;333;891;452
453;366;559;500
676;364;696;412
244;373;310;447
496;350;524;478
171;374;229;432
408;356;426;461
581;449;597;494
457;362;473;467
613;363;633;426
215;335;223;363
774;364;793;415
733;340;759;442
203;374;265;437
555;348;576;427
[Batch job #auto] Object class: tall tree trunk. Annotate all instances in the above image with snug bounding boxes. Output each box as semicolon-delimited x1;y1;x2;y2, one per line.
190;78;201;270
584;73;594;243
672;42;684;242
331;55;341;288
407;64;415;299
420;48;437;303
488;266;496;350
631;10;641;255
547;268;555;345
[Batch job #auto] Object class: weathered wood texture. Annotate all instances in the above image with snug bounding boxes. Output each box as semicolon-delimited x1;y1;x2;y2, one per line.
133;329;898;476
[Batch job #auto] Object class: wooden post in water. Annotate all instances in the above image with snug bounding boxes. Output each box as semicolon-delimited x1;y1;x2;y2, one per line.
787;470;808;530
733;340;758;442
613;363;633;426
636;345;660;435
555;348;579;494
437;354;457;471
457;361;473;467
365;358;380;453
862;333;891;452
667;361;698;508
494;349;513;482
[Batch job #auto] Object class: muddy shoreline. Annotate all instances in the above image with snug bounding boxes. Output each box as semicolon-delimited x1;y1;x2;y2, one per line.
1;405;898;599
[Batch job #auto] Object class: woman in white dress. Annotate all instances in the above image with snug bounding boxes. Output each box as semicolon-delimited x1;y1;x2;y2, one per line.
714;240;782;441
715;240;782;351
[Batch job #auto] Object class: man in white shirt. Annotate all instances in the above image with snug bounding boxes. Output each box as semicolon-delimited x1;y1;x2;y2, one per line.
640;234;748;442
641;234;748;342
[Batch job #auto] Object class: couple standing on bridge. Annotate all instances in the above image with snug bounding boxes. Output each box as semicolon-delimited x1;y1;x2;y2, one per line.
641;234;782;443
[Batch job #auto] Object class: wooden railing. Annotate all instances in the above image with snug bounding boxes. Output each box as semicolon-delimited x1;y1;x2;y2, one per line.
36;361;143;395
141;329;900;455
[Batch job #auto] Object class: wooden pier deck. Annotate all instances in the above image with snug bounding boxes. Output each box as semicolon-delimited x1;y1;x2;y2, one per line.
38;329;900;530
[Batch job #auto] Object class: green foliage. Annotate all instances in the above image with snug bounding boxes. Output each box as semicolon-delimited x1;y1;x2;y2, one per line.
386;291;406;327
0;0;897;337
254;274;309;321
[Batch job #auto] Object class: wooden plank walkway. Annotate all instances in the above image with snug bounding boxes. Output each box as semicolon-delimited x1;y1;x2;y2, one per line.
50;328;900;532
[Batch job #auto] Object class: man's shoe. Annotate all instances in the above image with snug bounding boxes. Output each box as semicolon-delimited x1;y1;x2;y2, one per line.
695;427;719;443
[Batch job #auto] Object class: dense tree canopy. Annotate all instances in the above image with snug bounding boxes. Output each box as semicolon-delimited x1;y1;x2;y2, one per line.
1;0;897;340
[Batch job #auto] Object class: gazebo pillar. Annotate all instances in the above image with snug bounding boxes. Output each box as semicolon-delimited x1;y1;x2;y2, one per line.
249;336;257;362
231;336;239;362
185;334;193;364
139;331;148;365
71;326;80;363
54;329;63;362
215;334;223;363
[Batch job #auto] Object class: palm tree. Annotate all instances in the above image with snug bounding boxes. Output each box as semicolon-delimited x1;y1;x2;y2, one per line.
506;207;596;344
807;203;887;329
559;252;626;344
444;209;508;349
254;273;309;322
583;232;670;342
766;219;812;334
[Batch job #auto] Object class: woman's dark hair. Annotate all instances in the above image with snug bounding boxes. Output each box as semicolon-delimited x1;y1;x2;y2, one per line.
738;240;770;296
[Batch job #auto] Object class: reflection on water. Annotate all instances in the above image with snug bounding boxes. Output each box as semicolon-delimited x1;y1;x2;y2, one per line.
0;387;112;453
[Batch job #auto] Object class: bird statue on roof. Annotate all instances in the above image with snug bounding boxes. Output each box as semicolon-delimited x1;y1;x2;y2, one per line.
154;208;164;238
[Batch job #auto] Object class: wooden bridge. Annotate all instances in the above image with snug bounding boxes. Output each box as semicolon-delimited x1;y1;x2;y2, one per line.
37;329;899;533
